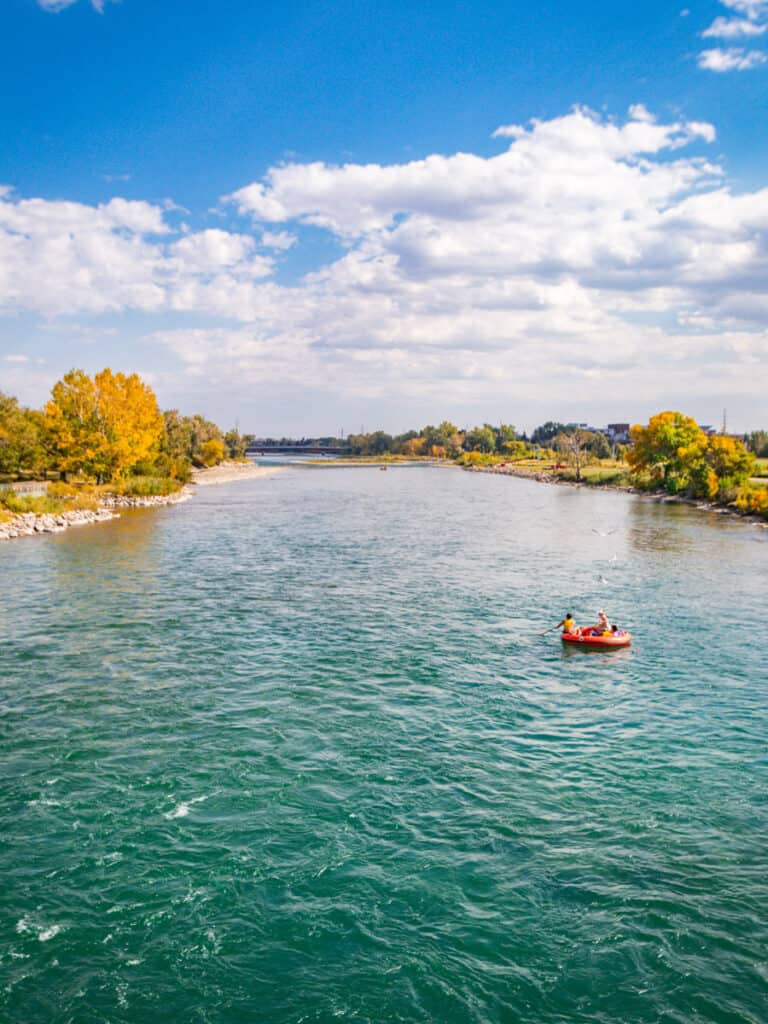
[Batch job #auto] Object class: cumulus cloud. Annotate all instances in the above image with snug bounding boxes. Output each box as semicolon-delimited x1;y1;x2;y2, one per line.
2;107;767;413
702;16;767;36
700;0;768;66
0;194;273;316
228;108;717;236
698;46;768;69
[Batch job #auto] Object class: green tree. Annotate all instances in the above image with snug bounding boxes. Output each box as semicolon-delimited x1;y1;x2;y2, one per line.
188;415;224;465
682;434;756;499
746;430;768;458
224;428;247;460
422;421;463;454
367;431;393;455
502;439;528;459
627;412;707;492
464;425;497;453
585;431;611;459
531;421;573;444
162;410;195;462
161;410;225;467
0;393;47;477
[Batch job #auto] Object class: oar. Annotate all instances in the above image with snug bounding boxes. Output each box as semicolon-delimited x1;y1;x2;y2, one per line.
538;623;562;636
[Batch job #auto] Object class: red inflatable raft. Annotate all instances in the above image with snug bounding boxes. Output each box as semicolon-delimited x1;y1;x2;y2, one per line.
561;630;631;649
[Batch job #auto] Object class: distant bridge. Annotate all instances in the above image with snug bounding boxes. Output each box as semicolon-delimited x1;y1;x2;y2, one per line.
246;444;346;456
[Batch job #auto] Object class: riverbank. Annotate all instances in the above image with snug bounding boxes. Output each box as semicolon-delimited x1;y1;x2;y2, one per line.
190;461;282;485
464;463;768;528
0;461;281;542
0;489;192;541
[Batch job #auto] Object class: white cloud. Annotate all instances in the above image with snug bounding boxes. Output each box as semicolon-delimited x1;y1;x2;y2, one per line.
698;46;768;69
2;108;768;415
38;0;107;11
0;193;272;316
702;16;767;36
721;0;768;17
699;0;768;69
229;108;716;236
261;230;297;251
627;104;656;123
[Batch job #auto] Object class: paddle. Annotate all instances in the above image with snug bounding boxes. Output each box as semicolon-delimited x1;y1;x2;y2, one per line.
538;623;562;636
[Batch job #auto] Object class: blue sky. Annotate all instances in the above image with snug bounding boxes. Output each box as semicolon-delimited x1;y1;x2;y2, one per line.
1;0;767;433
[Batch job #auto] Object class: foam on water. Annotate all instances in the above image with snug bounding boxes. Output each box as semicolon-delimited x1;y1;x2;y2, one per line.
163;795;210;819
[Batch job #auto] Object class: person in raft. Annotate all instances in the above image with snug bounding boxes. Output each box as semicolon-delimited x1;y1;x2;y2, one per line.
556;613;577;635
584;609;611;636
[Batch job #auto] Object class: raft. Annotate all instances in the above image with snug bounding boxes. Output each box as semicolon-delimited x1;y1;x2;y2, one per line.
561;630;631;649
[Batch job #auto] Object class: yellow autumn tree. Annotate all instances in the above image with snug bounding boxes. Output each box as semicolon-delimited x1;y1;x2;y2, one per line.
45;370;107;481
403;437;426;457
46;368;164;483
94;369;164;479
198;437;225;467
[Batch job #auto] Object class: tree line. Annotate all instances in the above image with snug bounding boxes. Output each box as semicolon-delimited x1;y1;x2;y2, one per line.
1;369;247;486
2;372;764;513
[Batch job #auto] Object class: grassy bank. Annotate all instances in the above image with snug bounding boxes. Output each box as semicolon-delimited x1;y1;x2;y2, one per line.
0;476;186;518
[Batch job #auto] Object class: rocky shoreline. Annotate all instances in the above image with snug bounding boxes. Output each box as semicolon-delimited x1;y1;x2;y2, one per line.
0;508;119;540
464;463;768;528
0;490;191;542
0;462;280;542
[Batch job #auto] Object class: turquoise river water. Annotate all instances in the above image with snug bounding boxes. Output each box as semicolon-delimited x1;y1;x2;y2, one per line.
1;466;767;1023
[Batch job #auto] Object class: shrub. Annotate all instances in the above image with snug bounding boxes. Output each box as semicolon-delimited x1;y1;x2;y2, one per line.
0;488;66;515
47;482;99;510
457;451;502;467
110;476;185;497
734;486;768;519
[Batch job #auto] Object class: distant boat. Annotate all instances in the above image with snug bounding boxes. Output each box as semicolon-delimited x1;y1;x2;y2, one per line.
379;466;388;471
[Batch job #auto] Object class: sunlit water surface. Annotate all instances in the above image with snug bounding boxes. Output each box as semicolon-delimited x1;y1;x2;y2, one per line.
1;467;766;1023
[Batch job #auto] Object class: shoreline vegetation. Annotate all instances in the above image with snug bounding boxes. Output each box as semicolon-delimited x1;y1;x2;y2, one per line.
2;368;767;541
1;366;260;542
0;462;281;542
295;412;768;526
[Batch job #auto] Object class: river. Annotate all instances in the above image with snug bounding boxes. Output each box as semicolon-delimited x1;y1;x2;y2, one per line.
1;466;766;1023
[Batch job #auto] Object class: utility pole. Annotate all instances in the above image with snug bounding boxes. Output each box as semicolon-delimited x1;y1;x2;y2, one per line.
721;409;727;435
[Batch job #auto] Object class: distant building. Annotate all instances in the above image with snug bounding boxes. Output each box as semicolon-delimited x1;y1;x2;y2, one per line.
606;423;631;444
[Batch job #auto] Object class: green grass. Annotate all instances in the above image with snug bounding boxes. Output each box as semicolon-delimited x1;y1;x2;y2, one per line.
108;476;185;497
0;489;69;516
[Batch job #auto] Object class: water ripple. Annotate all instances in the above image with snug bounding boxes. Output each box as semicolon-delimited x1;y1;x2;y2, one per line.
1;468;766;1023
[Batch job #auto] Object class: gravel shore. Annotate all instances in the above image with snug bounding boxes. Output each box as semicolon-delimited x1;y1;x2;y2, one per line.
190;461;283;486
